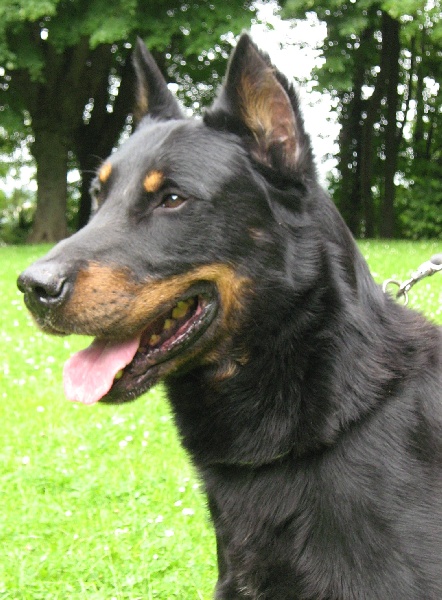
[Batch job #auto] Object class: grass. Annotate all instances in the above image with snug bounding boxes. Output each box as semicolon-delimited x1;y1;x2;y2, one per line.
1;241;441;599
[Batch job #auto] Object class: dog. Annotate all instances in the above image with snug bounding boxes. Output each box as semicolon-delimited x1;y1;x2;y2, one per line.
17;34;442;599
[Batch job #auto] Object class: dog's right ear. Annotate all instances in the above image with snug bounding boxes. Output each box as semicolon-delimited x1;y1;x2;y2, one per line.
133;38;183;122
205;33;312;176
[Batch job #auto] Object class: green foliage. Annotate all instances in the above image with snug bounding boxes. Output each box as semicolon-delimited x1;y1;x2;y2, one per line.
282;0;442;239
397;177;442;240
0;186;35;244
0;0;257;241
0;1;255;90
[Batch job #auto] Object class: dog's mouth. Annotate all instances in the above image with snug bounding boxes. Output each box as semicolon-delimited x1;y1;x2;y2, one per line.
63;286;218;405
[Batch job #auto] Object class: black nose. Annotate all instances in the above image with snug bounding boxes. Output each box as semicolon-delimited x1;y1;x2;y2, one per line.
17;263;71;317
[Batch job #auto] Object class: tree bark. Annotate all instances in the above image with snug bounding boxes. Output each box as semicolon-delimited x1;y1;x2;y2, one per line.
380;12;401;238
75;53;135;229
335;25;375;237
27;129;69;243
336;90;363;236
360;71;384;238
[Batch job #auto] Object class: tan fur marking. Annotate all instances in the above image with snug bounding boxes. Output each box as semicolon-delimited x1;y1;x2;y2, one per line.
99;162;112;183
143;170;164;193
214;361;239;382
61;263;250;340
241;72;277;141
135;88;149;123
239;72;297;166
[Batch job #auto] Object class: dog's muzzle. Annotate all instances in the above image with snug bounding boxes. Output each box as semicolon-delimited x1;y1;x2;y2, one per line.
17;262;71;319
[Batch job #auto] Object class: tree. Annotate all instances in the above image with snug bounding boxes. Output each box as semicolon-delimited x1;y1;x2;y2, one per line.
0;0;255;242
282;0;442;238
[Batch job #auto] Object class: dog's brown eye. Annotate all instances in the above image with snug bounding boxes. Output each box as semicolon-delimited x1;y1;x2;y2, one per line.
161;193;186;209
89;180;102;214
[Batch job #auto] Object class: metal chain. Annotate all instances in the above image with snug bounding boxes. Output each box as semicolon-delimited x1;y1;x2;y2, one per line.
382;253;442;305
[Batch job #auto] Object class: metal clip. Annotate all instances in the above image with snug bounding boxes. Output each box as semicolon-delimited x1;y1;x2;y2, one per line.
382;253;442;305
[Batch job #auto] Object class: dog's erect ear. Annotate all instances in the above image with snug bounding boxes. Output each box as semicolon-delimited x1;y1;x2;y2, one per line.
133;38;183;122
207;33;308;173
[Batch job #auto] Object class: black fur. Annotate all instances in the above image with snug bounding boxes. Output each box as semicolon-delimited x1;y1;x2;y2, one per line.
18;34;442;599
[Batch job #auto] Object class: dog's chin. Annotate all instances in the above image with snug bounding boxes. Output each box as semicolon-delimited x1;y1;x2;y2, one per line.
99;289;219;404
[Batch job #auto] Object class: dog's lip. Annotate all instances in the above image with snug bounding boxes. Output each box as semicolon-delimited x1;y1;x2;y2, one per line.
99;287;219;404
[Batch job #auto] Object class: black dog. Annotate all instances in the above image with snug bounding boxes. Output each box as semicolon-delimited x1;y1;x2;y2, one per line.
18;34;442;599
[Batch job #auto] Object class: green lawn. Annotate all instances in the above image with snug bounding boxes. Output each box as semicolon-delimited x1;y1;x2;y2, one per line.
1;241;441;599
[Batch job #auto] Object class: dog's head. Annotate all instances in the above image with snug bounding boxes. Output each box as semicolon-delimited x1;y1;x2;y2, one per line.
18;34;334;405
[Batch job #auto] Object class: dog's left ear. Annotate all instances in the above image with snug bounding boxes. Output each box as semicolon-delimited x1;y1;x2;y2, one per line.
133;38;183;122
207;33;308;173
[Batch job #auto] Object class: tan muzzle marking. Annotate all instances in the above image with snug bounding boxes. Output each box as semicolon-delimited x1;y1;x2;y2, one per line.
62;262;250;337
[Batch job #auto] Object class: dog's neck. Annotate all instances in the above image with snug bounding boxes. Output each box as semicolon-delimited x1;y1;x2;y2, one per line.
165;258;429;470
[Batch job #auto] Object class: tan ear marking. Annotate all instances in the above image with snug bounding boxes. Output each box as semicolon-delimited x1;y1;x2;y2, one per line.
99;162;112;183
137;87;149;117
239;71;298;168
143;170;164;193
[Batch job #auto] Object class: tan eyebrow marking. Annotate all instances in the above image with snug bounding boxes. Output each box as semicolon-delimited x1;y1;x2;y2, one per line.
98;162;112;183
143;170;164;193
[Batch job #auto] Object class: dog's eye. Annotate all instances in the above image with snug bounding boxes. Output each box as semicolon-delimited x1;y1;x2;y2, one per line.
160;193;186;209
89;180;102;215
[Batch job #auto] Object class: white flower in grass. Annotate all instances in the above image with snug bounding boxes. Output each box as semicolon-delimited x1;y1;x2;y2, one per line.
164;529;174;537
182;508;194;516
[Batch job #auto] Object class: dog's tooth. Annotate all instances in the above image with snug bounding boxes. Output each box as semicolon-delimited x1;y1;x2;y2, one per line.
163;318;175;331
172;301;190;320
149;334;161;346
114;369;124;380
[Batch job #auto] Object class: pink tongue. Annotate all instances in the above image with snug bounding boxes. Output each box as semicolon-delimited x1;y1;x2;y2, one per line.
63;337;140;405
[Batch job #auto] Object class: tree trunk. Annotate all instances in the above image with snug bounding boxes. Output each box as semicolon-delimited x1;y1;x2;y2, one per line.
336;93;363;236
380;12;401;238
75;51;135;229
335;25;375;237
28;129;69;243
360;73;385;237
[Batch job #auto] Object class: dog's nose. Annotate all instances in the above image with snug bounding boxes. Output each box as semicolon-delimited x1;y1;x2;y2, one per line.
17;263;71;317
